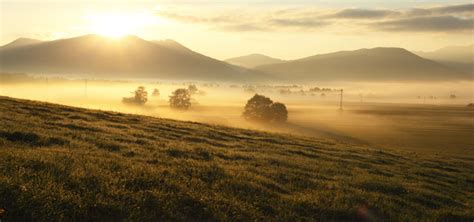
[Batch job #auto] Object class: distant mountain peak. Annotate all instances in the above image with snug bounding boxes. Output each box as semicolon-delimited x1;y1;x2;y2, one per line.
414;44;474;74
1;37;42;50
13;37;41;42
152;39;191;52
225;53;284;68
256;46;469;81
0;34;263;82
67;34;144;42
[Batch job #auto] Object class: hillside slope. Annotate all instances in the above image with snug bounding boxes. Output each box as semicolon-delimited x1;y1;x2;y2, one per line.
0;35;263;82
416;44;473;64
0;96;472;221
256;47;470;81
225;54;284;68
0;38;42;50
415;45;474;74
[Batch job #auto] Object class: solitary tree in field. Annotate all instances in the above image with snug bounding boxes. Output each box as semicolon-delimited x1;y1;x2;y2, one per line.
122;86;148;105
169;88;191;109
243;94;288;123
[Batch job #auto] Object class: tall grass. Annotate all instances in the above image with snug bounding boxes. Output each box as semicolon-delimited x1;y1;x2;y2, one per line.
0;96;472;221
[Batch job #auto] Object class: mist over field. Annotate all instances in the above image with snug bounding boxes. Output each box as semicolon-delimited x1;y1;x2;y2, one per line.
1;1;474;221
1;75;472;154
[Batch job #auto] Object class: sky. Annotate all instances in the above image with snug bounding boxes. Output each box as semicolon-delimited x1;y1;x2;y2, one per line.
1;0;473;60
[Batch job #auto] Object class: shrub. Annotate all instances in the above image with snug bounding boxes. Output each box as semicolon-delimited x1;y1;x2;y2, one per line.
123;86;148;105
243;94;288;123
270;102;288;122
152;88;160;97
188;85;198;95
169;88;191;110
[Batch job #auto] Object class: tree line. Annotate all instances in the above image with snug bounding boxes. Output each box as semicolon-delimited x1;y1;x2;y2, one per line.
123;86;288;123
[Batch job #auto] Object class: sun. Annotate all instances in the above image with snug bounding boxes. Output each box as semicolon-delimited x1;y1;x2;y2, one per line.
86;11;156;38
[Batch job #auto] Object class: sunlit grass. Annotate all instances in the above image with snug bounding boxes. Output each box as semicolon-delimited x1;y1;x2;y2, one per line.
0;96;472;221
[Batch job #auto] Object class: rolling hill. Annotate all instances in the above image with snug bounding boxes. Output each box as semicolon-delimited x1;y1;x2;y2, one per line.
225;54;284;68
0;96;472;221
415;44;474;74
0;35;263;82
0;38;42;50
256;47;470;82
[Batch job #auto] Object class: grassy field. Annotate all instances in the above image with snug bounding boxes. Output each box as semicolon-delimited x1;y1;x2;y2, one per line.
1;77;472;156
0;96;473;221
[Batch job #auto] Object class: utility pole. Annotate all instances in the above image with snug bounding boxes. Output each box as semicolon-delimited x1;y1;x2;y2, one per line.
46;77;49;101
84;79;88;97
0;73;3;96
339;89;343;110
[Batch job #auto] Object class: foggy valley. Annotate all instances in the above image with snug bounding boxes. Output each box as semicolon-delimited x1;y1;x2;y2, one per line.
1;74;472;154
0;1;473;221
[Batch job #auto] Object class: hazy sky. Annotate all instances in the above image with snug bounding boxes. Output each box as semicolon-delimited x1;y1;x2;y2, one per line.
1;0;473;59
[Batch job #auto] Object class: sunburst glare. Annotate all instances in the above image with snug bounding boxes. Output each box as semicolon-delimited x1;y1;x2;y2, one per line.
85;11;156;38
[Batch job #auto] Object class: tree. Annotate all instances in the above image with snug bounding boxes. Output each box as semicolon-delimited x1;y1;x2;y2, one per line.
152;88;160;97
270;102;288;122
188;84;198;94
279;89;291;95
243;94;288;123
169;88;191;109
122;86;147;105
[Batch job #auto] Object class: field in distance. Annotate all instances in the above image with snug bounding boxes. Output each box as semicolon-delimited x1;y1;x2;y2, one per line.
0;96;473;221
1;75;472;155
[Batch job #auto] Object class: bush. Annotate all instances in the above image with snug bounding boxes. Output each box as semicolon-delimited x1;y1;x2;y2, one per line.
169;88;191;110
122;86;147;105
243;94;288;123
152;88;160;97
270;102;288;122
188;85;198;95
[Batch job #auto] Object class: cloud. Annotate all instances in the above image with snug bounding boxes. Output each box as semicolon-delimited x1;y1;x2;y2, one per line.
406;4;474;17
433;4;474;14
215;24;269;32
405;8;433;17
373;15;474;32
157;4;474;33
270;18;328;28
157;9;330;31
157;11;235;24
327;9;399;19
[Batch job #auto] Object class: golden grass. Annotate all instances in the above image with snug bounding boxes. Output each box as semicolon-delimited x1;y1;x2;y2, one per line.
0;96;472;221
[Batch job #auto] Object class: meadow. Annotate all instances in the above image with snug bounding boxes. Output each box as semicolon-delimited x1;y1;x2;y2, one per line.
0;96;473;221
1;75;472;155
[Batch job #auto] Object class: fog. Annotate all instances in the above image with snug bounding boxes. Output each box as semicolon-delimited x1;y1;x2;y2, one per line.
1;74;472;155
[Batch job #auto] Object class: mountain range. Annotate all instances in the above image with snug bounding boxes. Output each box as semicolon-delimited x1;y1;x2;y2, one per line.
415;44;473;74
255;47;470;81
0;35;262;82
0;35;471;82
